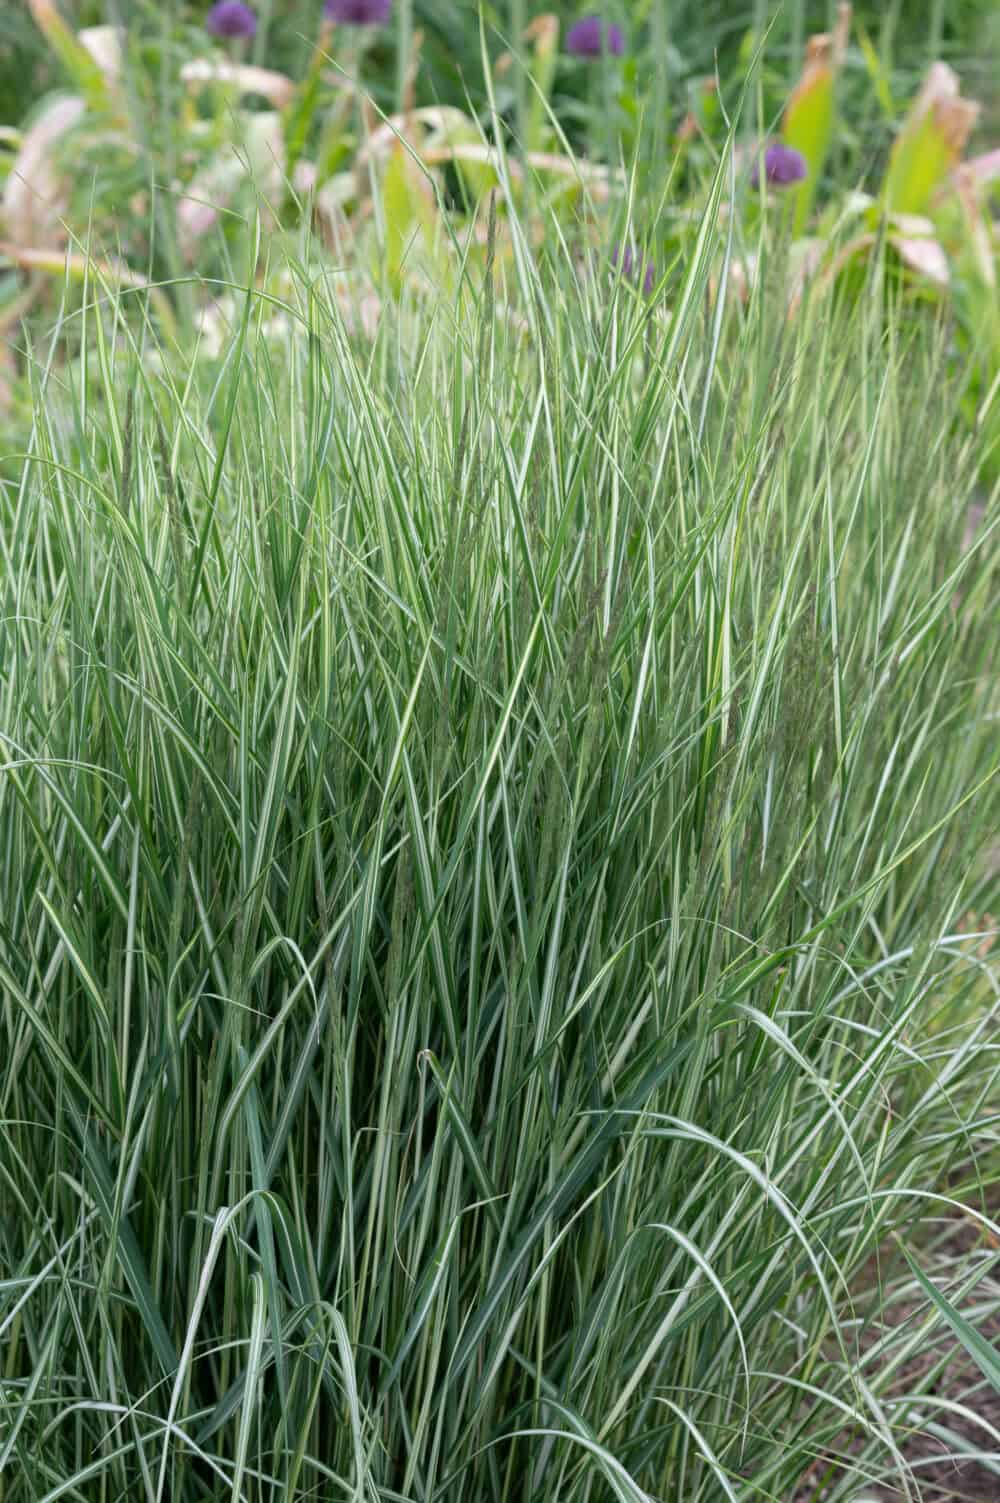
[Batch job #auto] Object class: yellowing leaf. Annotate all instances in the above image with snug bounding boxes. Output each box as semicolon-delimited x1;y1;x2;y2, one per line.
27;0;115;114
524;15;560;155
381;143;440;297
0;242;149;286
0;242;177;336
855;23;894;120
423;124;501;205
781;4;851;234
882;62;979;218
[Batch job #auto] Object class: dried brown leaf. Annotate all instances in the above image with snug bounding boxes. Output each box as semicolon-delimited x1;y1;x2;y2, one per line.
1;95;85;248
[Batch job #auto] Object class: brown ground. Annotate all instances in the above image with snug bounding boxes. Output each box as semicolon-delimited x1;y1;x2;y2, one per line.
793;1219;1000;1502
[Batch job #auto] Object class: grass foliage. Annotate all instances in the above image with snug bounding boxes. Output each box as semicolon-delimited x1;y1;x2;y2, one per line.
0;181;998;1500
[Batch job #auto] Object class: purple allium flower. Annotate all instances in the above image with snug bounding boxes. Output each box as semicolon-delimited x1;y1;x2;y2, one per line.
324;0;392;22
206;0;257;38
612;242;655;295
566;15;625;58
751;142;808;188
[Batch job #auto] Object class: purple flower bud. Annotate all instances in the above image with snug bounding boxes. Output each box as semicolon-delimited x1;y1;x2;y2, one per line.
206;0;258;38
612;242;655;295
324;0;392;23
751;142;808;189
566;16;624;58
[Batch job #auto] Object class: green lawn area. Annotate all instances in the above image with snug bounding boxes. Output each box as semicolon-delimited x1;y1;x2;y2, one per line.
0;4;998;1500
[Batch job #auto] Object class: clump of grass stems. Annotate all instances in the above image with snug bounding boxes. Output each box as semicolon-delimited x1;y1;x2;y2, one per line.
0;184;998;1503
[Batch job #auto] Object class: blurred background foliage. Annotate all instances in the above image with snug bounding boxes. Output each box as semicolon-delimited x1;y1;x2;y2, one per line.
3;2;998;135
1;0;998;477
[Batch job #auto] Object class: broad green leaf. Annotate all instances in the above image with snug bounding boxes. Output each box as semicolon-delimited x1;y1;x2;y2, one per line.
856;22;895;120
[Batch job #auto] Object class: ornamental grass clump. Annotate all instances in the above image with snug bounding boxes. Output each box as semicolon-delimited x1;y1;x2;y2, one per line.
0;130;997;1503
